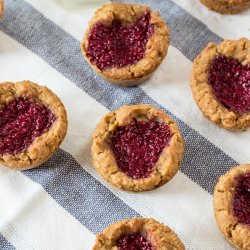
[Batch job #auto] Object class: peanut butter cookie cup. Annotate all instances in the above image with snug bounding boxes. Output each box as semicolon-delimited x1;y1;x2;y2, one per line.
92;104;184;192
0;81;67;170
191;38;250;130
93;218;185;250
81;3;169;86
214;164;250;249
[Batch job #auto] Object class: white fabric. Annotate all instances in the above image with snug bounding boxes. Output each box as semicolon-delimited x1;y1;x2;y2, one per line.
174;0;250;40
0;165;94;250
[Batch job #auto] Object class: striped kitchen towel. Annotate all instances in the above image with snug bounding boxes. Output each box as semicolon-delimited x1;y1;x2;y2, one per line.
0;0;249;249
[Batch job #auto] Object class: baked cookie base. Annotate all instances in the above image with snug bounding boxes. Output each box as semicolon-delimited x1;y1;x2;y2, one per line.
103;72;153;87
83;52;154;86
1;142;62;171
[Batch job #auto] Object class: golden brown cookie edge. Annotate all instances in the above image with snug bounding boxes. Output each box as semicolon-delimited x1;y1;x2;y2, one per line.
200;0;250;14
0;0;3;17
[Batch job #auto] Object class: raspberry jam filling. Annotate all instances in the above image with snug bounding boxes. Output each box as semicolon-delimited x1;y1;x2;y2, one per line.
111;120;172;179
116;233;152;250
233;173;250;225
208;55;250;113
0;97;55;155
86;11;154;70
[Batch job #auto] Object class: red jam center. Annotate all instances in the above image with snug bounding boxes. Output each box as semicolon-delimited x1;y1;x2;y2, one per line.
208;55;250;113
233;173;250;225
116;233;152;250
0;97;55;155
111;120;172;179
86;12;154;70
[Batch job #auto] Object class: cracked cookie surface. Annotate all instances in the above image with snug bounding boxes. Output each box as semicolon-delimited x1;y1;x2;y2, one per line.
93;218;185;250
0;81;68;170
214;164;250;250
81;2;169;86
190;38;250;130
200;0;250;14
91;104;184;192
